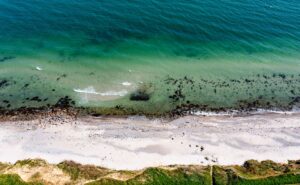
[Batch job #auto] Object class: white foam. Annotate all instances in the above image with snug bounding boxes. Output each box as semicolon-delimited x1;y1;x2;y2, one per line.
121;82;132;86
73;86;128;96
255;108;299;115
74;86;97;94
99;90;128;96
35;66;43;71
193;111;235;116
192;108;300;117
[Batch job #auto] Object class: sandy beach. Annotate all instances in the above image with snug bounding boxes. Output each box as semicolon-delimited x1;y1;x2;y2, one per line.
0;113;300;170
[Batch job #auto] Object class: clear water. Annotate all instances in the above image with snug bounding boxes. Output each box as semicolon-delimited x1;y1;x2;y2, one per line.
0;0;300;113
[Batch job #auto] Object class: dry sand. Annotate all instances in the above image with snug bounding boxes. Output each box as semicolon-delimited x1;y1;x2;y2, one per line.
0;113;300;170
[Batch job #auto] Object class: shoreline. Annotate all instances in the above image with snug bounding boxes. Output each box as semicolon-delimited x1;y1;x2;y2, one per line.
0;112;300;170
1;104;300;122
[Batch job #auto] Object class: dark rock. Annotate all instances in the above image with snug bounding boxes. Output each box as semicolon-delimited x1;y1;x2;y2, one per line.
30;96;42;102
2;100;9;104
0;80;9;88
0;56;15;62
130;91;150;101
290;96;300;105
278;73;286;79
55;96;74;108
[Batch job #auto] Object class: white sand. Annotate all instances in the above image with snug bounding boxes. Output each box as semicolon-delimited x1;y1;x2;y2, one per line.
0;113;300;170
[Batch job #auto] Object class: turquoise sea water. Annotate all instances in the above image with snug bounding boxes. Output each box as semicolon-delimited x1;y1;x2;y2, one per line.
0;0;300;114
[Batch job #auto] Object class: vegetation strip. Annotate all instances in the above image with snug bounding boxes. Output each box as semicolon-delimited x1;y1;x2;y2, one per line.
0;159;300;185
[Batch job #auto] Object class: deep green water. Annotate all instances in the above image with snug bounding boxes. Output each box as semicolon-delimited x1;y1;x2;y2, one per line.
0;0;300;114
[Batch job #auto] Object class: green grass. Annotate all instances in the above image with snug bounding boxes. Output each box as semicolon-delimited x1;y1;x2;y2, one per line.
0;174;42;185
235;160;288;178
1;159;300;185
213;166;228;185
87;167;212;185
57;160;109;180
14;159;46;168
0;163;9;172
227;172;300;185
213;160;300;185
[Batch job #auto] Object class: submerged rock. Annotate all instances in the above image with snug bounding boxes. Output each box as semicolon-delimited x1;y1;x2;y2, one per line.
0;56;15;62
30;96;42;102
0;79;9;88
130;83;153;101
55;96;76;108
130;91;150;101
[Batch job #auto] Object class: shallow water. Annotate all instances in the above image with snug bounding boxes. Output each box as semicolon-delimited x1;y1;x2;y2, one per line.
0;0;300;113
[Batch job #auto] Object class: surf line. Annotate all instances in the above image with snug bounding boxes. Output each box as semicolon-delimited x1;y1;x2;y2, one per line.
73;86;128;96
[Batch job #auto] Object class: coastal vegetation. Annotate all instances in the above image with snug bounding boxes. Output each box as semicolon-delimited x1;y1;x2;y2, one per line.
0;159;300;185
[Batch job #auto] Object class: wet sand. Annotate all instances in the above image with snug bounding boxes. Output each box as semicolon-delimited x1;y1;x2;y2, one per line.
0;113;300;170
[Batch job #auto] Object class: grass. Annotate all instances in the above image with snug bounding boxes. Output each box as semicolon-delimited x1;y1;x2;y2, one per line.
0;174;42;185
213;160;300;185
227;172;300;185
1;159;300;185
57;160;109;180
14;159;47;168
87;166;212;185
234;160;288;178
0;163;9;172
213;166;228;185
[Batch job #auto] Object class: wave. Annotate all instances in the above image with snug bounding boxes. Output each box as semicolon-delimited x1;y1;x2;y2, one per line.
35;66;43;71
121;82;132;86
73;86;128;96
192;108;300;116
99;90;128;96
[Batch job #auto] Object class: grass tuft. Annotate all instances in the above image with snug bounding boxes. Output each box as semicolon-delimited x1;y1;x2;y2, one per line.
0;174;42;185
57;160;109;180
87;166;212;185
14;159;47;168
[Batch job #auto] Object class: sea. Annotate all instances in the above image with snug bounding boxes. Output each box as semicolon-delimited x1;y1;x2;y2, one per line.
0;0;300;114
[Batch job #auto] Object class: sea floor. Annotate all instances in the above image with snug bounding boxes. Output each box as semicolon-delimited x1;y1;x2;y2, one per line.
0;113;299;170
1;36;300;114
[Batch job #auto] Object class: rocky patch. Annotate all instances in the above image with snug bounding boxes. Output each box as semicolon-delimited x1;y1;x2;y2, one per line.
0;56;15;62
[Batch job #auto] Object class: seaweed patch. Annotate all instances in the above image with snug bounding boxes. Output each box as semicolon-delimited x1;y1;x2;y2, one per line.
130;91;150;101
130;83;153;101
0;56;15;62
55;96;76;108
0;79;9;88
